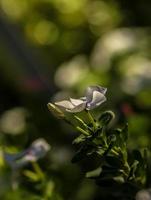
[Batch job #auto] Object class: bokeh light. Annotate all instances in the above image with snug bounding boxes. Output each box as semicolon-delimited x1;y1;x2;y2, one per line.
1;0;29;21
25;19;59;45
0;108;28;135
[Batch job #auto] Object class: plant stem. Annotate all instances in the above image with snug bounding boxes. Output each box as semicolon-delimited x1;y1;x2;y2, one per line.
31;162;45;181
111;149;119;156
64;117;89;136
85;110;97;130
76;126;89;136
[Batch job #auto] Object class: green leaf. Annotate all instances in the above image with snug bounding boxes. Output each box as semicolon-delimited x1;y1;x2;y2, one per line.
95;176;118;187
44;181;55;198
72;134;86;145
105;156;122;168
112;129;126;150
92;127;103;138
23;170;40;182
96;147;105;156
74;115;92;133
76;126;89;136
71;146;88;163
95;168;125;186
128;160;139;180
72;143;97;163
113;176;125;184
108;134;116;143
86;167;102;178
99;111;115;126
103;142;114;156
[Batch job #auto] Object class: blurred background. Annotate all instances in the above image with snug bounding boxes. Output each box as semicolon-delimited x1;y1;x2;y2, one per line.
0;0;151;199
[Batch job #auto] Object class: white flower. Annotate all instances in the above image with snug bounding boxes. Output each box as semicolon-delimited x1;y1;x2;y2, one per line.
4;138;51;169
54;85;107;113
23;138;51;162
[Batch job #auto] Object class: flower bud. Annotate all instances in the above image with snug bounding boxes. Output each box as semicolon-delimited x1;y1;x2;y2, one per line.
99;111;115;125
47;103;65;119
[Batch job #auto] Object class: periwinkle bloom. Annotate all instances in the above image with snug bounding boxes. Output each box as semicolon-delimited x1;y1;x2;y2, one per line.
4;138;51;169
54;85;107;113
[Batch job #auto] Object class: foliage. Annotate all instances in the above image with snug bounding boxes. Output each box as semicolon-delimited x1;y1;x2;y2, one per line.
48;85;149;199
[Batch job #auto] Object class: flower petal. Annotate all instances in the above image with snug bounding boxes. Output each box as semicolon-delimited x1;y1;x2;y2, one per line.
80;97;86;100
4;150;29;168
47;103;65;119
86;91;106;110
29;138;51;160
4;139;50;169
55;100;74;110
98;86;107;95
70;98;85;106
86;85;107;102
67;102;86;113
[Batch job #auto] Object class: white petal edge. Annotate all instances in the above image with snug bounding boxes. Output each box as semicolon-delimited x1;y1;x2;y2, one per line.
55;100;74;109
67;102;86;113
31;138;51;152
70;98;85;106
100;87;107;95
86;91;106;110
86;86;107;102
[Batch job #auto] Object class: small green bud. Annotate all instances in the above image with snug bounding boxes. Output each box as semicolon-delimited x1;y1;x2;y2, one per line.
113;176;125;184
99;111;115;125
47;103;65;119
109;134;116;142
86;167;102;178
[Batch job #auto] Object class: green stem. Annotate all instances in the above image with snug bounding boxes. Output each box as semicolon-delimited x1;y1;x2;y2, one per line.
111;148;131;179
111;149;119;156
119;169;129;178
64;118;89;136
74;115;88;129
74;115;93;134
85;110;97;130
31;162;45;181
76;126;89;136
124;161;131;174
31;163;51;200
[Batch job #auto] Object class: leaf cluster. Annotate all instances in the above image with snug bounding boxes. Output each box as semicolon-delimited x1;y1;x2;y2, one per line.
69;111;147;189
